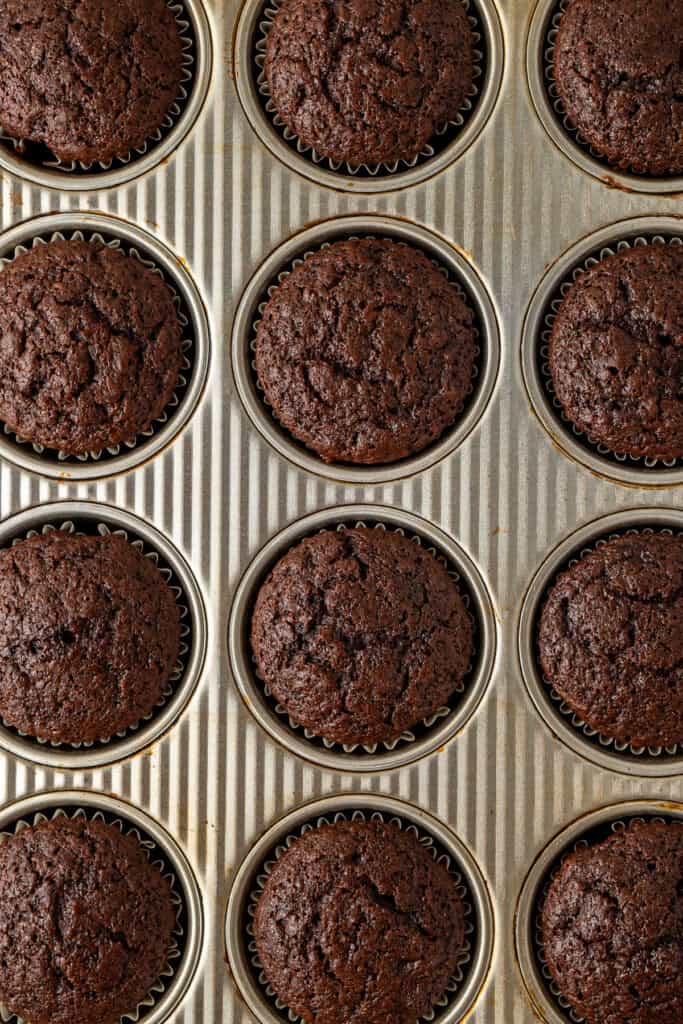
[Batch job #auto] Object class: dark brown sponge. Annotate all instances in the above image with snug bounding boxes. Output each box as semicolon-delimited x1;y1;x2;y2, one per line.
0;815;177;1024
254;238;477;465
537;532;683;750
0;0;185;165
264;0;474;167
548;243;683;461
250;526;473;747
553;0;683;177
0;530;181;745
254;818;466;1024
541;819;683;1024
0;238;183;457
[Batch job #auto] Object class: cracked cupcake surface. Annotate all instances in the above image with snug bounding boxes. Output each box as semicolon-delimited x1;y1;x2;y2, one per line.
0;0;184;165
0;239;183;456
250;526;473;747
540;819;683;1024
254;238;476;465
548;244;683;461
263;0;474;167
0;815;176;1024
553;0;683;177
254;818;466;1024
0;530;181;745
537;532;683;750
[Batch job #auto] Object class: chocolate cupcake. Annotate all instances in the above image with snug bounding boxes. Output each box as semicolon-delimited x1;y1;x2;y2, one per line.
553;0;683;177
0;0;185;166
0;530;181;745
254;818;466;1024
0;815;176;1024
0;238;183;456
250;526;473;747
541;819;683;1024
254;238;477;465
537;532;683;750
548;243;683;461
263;0;474;168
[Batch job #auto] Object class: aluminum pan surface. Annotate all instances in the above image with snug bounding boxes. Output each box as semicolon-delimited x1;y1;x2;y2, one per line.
0;0;681;1021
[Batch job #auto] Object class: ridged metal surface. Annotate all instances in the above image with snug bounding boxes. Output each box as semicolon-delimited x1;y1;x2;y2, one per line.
0;0;681;1021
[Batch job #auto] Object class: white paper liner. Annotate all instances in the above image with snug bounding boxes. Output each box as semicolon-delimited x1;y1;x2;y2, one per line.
254;0;484;176
543;0;680;180
250;235;483;467
0;229;194;464
533;814;683;1024
0;805;185;1024
0;2;195;175
538;234;683;470
537;526;683;759
1;518;191;751
246;808;475;1023
250;519;479;755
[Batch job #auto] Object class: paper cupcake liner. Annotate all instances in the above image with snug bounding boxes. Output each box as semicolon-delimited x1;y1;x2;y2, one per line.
538;233;683;470
536;525;683;759
532;813;683;1024
253;0;484;177
0;229;195;465
246;808;476;1024
2;517;192;752
0;2;196;176
543;0;680;180
250;234;483;467
250;518;479;755
0;804;185;1024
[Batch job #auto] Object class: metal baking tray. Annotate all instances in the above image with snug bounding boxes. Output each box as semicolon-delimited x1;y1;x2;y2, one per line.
0;0;680;1021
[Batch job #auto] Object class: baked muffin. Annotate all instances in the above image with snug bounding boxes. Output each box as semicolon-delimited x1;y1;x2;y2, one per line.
0;239;183;456
264;0;474;167
0;815;176;1024
0;530;181;744
0;0;184;165
553;0;683;176
548;243;683;461
254;818;466;1024
251;526;473;747
537;532;683;750
254;238;477;464
541;819;683;1024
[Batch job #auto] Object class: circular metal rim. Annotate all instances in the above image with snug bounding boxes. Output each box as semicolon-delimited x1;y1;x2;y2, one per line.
521;215;683;489
0;500;208;771
514;798;683;1024
225;793;495;1024
525;0;683;196
232;0;504;194
0;0;213;192
0;788;204;1024
228;503;497;773
0;212;211;481
518;507;683;778
231;216;501;485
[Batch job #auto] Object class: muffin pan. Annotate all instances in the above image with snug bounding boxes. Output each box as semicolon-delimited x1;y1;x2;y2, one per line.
0;0;680;1022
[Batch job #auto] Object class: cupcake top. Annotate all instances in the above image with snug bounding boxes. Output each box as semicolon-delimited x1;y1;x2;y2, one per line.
254;238;477;465
548;243;683;461
0;815;177;1024
537;532;683;750
254;818;466;1024
553;0;683;177
0;238;183;457
0;0;185;165
0;530;181;745
250;526;473;747
541;819;683;1024
263;0;474;168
